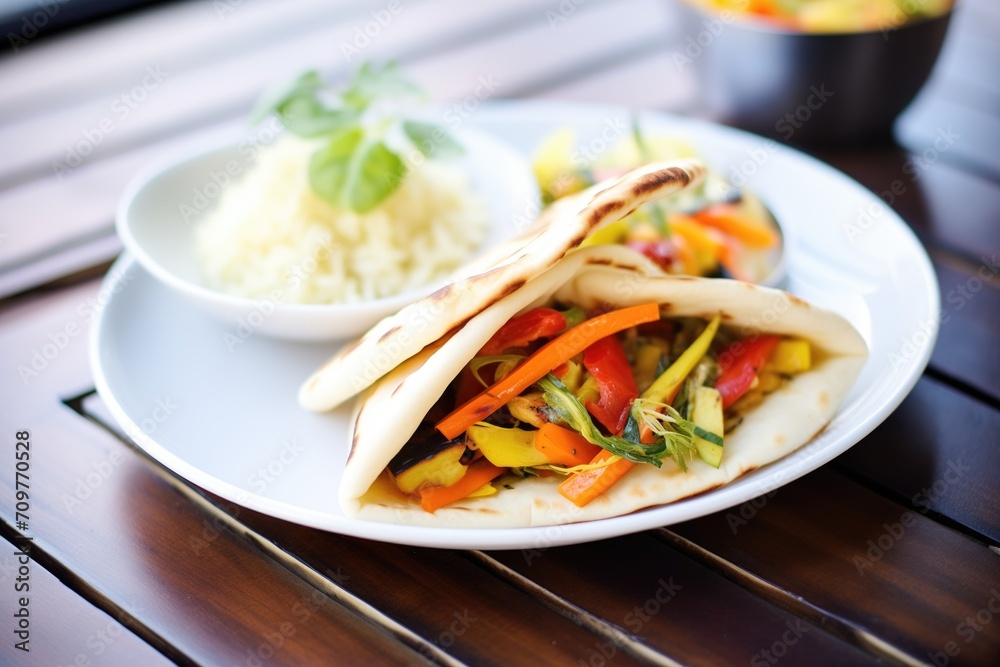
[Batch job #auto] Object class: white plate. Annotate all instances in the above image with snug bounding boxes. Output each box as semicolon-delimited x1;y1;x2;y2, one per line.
92;101;939;550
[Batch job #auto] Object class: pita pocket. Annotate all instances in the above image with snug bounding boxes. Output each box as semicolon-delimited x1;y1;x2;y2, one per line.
339;244;867;527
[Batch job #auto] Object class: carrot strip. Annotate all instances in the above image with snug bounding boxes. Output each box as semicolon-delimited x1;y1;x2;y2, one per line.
557;450;636;507
419;459;503;513
534;423;601;467
693;204;778;249
436;303;660;439
670;214;724;273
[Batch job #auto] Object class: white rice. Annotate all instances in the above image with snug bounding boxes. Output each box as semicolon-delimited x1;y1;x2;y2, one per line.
195;135;489;304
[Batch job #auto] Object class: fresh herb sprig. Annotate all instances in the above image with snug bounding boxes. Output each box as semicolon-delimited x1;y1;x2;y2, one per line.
538;373;715;470
538;374;669;467
252;62;463;213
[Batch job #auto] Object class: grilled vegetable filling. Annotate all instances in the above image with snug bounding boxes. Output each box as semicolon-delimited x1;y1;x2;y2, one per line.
385;304;812;511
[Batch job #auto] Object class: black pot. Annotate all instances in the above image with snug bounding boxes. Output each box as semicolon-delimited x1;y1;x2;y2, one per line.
674;1;953;146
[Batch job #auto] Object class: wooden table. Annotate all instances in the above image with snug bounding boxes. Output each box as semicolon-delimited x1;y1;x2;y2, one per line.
2;1;998;665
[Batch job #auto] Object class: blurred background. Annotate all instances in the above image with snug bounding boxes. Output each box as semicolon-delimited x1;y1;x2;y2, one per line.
0;0;997;298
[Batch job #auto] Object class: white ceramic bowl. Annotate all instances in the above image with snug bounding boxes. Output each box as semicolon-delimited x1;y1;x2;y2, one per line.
116;127;541;341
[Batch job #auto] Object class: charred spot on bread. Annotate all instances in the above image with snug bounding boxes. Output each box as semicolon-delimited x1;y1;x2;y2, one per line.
379;325;402;343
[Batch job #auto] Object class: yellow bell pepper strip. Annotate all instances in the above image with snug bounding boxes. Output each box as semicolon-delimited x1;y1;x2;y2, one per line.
436;304;660;439
467;424;550;468
767;339;811;374
634;314;720;462
419;458;503;513
581;217;630;247
642;315;721;405
715;335;781;409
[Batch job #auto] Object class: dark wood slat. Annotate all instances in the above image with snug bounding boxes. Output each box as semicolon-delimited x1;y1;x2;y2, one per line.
76;391;657;666
931;261;1000;401
0;285;431;666
0;413;433;666
835;374;1000;543
812;146;1000;266
0;0;656;286
78;386;658;666
73;365;653;661
0;121;231;274
484;534;882;667
0;0;372;119
0;533;173;667
672;467;1000;666
896;90;1000;182
0;234;121;301
217;508;649;667
0;0;557;187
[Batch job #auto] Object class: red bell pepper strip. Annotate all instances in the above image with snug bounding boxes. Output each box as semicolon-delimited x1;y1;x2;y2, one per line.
714;335;781;408
437;304;660;439
582;335;638;434
478;308;567;356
